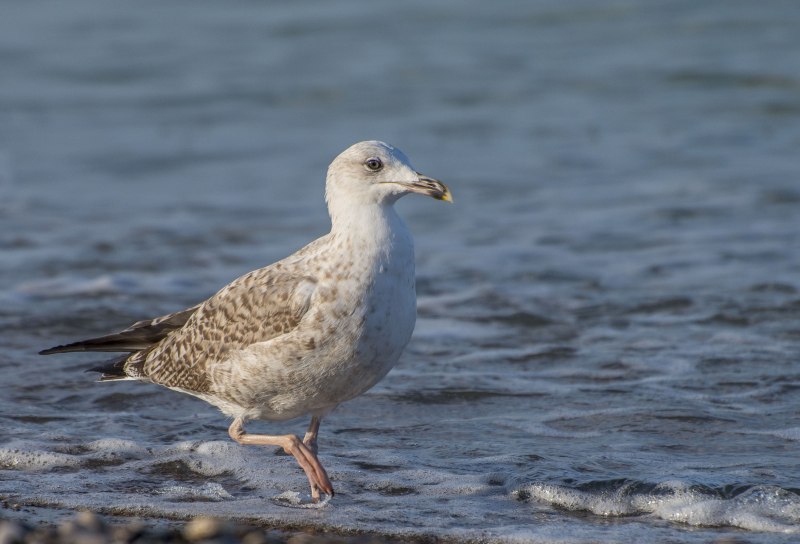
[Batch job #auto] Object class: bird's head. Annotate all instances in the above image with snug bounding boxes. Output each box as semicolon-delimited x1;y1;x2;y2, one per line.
325;141;452;210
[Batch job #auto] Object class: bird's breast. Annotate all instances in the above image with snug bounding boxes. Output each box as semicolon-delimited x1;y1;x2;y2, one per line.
306;229;416;401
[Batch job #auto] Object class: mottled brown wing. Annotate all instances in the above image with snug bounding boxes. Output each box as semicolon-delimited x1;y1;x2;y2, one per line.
138;272;317;393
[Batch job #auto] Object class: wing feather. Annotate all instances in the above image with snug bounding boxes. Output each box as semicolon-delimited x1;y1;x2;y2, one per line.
139;271;317;393
39;305;201;355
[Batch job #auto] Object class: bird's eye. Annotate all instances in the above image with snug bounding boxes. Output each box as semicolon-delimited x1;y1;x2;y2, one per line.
364;158;383;172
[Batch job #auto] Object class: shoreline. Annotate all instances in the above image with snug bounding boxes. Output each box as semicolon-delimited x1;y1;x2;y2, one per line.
0;501;444;544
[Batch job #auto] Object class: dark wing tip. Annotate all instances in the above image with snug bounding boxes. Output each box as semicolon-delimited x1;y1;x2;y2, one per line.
39;342;92;355
40;345;68;355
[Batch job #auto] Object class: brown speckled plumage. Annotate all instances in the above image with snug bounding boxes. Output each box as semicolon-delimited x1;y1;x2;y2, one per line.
41;140;452;501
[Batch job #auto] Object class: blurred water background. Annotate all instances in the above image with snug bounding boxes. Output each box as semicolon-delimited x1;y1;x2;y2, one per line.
1;1;800;542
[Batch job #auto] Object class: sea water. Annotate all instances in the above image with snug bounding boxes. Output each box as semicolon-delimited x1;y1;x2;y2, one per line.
1;1;799;542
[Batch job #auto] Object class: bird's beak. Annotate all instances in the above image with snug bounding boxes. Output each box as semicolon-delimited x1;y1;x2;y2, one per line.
407;173;454;202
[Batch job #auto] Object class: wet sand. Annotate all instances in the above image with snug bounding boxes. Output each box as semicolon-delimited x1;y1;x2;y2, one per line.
0;504;426;544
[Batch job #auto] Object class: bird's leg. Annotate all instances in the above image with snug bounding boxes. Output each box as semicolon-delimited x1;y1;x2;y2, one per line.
302;415;322;456
299;416;322;496
228;416;333;501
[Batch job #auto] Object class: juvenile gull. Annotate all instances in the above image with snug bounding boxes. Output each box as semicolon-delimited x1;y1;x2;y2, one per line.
40;141;452;501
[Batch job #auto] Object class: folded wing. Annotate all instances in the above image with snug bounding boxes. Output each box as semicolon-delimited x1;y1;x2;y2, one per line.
41;269;318;395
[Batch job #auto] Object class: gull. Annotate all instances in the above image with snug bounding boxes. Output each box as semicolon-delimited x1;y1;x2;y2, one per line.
40;141;452;501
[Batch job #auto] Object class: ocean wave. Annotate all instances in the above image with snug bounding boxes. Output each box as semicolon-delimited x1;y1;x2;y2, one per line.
517;480;800;533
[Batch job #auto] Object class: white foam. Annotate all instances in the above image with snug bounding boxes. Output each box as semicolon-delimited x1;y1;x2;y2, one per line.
0;448;82;471
520;481;800;533
271;490;331;509
157;482;233;502
763;427;800;442
4;433;798;540
85;438;150;456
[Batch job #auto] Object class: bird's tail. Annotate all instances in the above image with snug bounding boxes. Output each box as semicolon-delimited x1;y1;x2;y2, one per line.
86;355;137;381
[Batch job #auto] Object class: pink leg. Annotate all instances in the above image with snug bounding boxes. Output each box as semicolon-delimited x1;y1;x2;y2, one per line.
302;415;322;456
228;416;333;501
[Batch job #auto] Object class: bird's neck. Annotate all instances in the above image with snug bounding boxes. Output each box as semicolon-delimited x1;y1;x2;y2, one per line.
328;201;411;259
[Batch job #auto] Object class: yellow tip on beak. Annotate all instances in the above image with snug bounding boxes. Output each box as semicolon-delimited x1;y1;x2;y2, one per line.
413;173;453;203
